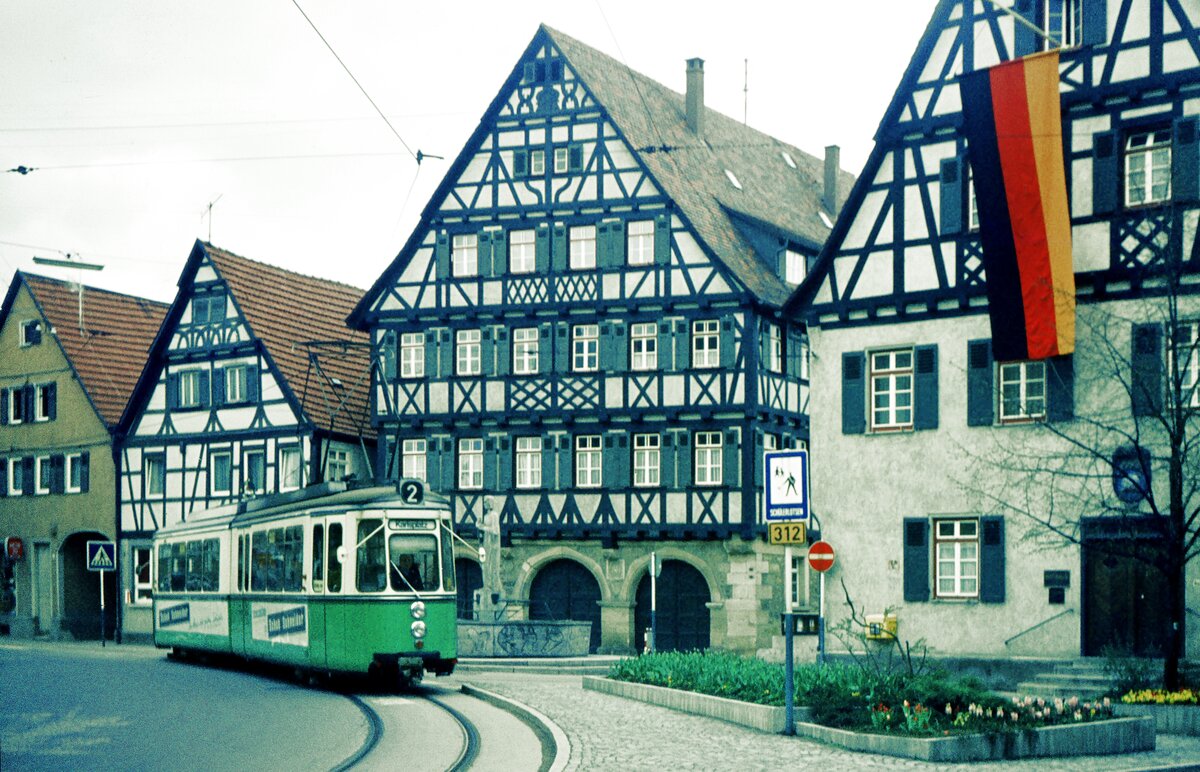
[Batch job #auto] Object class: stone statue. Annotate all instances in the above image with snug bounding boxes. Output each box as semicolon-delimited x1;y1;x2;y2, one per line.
479;497;503;620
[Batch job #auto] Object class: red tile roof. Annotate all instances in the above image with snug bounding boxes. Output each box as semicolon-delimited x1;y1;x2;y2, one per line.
23;273;168;428
201;243;373;441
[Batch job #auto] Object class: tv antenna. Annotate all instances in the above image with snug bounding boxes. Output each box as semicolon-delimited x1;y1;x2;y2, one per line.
32;253;104;335
201;194;223;242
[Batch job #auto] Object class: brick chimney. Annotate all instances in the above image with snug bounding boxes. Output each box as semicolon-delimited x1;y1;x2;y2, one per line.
823;145;841;214
686;58;705;135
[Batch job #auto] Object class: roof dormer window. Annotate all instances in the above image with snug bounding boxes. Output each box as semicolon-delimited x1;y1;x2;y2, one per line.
724;169;742;190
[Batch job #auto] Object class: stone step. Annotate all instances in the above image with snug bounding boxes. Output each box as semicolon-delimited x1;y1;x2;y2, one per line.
457;655;623;676
1014;680;1111;700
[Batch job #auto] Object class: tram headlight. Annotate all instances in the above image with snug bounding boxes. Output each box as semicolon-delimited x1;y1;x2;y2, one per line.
411;620;427;639
410;600;426;619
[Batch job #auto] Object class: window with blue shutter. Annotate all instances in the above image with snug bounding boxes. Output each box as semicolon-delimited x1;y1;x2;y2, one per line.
966;340;995;426
79;452;90;493
555;323;570;373
483;438;498;490
493;230;508;275
723;430;739;487
676;433;692;488
654;215;671;266
657;322;675;372
604;432;629;488
940;157;963;235
1047;355;1074;422
435;232;451;279
720;319;736;369
1131;323;1163;417
439;330;454;378
842;352;866;434
198;370;210;409
22;457;34;495
541;440;557;488
1092;130;1119;215
674;321;689;370
50;455;65;495
513;148;529;177
166;372;180;410
1082;0;1106;46
0;388;7;424
425;332;441;380
495;328;510;376
481;329;494;377
535;224;550;272
1174;117;1199;204
212;367;226;406
538;324;553;374
914;344;939;431
903;518;930;602
44;382;56;421
979;516;1006;603
551;224;567;272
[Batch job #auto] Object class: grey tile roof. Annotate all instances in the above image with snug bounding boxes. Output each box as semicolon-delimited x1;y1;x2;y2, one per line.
544;25;854;307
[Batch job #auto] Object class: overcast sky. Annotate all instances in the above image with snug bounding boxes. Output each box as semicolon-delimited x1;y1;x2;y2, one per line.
0;1;936;305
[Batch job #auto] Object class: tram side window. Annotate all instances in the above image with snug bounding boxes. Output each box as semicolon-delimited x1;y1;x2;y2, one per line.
389;534;437;592
158;543;186;592
357;519;387;592
327;523;343;593
251;525;304;592
158;539;218;592
237;535;247;592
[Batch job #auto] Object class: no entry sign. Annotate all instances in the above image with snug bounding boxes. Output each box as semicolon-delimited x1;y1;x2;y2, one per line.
807;540;835;573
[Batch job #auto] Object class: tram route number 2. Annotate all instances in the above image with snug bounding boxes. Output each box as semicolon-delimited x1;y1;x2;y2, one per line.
400;480;424;505
768;522;806;545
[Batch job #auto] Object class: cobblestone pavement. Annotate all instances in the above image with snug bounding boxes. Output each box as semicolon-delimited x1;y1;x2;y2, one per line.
450;672;1200;771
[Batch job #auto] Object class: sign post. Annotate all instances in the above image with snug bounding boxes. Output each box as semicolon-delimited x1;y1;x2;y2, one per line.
807;540;836;666
87;541;116;647
764;450;809;737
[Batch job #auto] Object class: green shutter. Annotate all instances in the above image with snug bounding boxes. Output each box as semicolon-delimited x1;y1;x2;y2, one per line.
495;328;510;376
654;214;671;265
979;516;1006;603
610;220;626;267
1047;355;1074;422
722;430;738;487
940;157;963;235
674;321;689;370
676;434;692;488
720;318;736;369
903;518;930;602
1131;323;1163;417
538;324;552;374
552;223;567;271
0;388;7;424
439;330;454;379
1173;117;1199;204
842;352;866;434
435;231;450;279
556;323;570;373
535;224;550;272
1093;131;1119;215
493;230;508;275
425;333;441;380
914;345;939;431
966;340;994;427
80;451;90;493
658;322;674;372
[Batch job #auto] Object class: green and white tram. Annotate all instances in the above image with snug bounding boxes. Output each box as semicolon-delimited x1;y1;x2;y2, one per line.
152;480;457;686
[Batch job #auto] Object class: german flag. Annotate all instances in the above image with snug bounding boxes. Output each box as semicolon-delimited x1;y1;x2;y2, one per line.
961;51;1073;362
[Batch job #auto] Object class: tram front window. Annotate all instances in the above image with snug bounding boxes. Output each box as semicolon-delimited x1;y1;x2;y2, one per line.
388;534;438;592
356;519;387;592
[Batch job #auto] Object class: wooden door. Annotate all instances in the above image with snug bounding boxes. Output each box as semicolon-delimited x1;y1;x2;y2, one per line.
635;560;711;652
528;559;601;653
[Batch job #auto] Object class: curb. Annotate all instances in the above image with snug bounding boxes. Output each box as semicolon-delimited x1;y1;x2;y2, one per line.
461;683;570;772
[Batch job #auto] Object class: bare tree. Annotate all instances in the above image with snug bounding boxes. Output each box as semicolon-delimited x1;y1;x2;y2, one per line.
959;220;1199;691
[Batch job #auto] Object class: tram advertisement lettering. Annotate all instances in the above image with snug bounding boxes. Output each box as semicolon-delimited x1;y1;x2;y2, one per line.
267;607;307;638
159;603;191;627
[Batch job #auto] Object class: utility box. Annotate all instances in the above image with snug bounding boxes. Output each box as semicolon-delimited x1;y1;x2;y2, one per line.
865;613;898;640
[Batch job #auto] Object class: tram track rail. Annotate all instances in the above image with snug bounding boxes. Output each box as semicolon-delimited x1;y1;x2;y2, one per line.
425;693;481;771
333;693;385;771
336;686;480;771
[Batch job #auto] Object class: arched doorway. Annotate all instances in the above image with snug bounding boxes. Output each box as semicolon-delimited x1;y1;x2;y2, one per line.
528;559;602;653
60;532;116;640
635;560;711;652
455;559;483;620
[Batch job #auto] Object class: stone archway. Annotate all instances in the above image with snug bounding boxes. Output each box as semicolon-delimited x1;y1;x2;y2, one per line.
528;559;602;653
59;532;116;640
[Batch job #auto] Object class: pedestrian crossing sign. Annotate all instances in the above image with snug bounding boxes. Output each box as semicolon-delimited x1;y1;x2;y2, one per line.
764;450;809;522
87;541;116;572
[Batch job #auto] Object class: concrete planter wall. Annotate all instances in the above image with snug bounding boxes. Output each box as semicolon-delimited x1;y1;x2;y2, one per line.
458;620;591;657
1115;703;1200;736
582;676;811;733
588;676;1155;761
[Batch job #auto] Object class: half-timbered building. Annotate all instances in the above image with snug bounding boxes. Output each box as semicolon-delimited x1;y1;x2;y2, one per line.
789;0;1200;660
351;26;851;655
0;272;166;640
118;241;373;639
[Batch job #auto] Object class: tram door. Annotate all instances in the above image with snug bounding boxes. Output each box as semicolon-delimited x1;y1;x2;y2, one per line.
309;518;345;669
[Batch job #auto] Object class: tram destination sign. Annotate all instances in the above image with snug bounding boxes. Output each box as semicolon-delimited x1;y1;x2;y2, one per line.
764;450;809;522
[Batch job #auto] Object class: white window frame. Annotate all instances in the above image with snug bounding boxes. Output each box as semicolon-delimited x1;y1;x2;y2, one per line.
765;324;783;374
630;322;657;371
575;435;602;488
179;370;202;409
132;545;154;604
968;166;980;232
512;327;539;375
632;433;660;487
1041;0;1082;49
456;329;482;376
529;149;545;176
401;439;427;482
400;332;425;379
934;519;980;599
8;388;24;425
145;455;165;498
515;437;542;489
869;348;914;432
19;319;41;347
327;449;351;482
7;458;24;496
1171;321;1200;408
692;320;720;369
509;229;536;274
35;455;51;495
458;438;483;490
34;383;52;422
627;220;654;266
784;250;807;285
998;360;1048;423
553;146;570;174
226;366;248;404
1125;129;1172;207
694;431;723;486
572;324;599;372
569;225;597;270
65;453;83;493
243;449;265;495
211;451;232;496
278;446;302;492
452;233;479;278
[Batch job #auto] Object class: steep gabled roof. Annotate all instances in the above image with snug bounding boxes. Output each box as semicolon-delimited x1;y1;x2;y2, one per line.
201;243;373;440
18;272;167;428
351;24;854;322
545;25;855;306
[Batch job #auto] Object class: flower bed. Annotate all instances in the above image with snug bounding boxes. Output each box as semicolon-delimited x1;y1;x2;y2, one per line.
1115;690;1200;736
